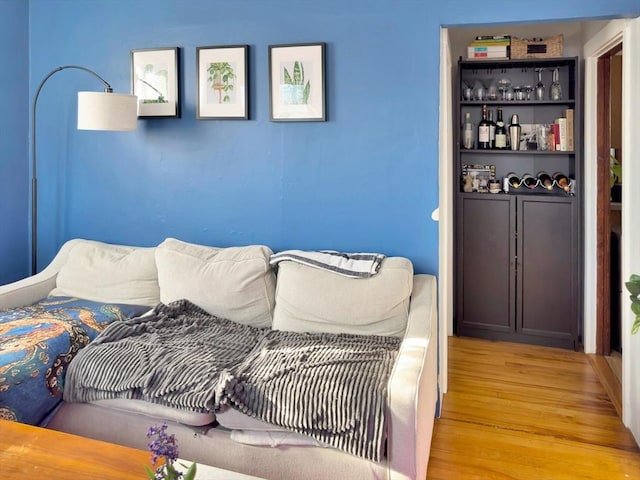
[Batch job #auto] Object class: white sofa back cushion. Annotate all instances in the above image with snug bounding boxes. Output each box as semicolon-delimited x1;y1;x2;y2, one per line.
155;238;276;328
50;240;160;307
272;257;413;337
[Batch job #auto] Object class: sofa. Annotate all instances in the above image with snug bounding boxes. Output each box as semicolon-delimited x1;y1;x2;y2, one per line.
0;238;438;480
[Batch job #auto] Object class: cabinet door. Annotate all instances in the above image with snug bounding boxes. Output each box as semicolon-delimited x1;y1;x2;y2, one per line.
457;195;515;335
517;197;577;346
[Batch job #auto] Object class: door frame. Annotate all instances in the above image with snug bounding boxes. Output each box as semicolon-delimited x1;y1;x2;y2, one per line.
441;17;640;442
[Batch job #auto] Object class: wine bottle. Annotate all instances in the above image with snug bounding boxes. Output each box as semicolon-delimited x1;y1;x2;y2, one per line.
462;112;475;149
494;107;507;150
522;173;538;189
478;105;491;149
553;172;571;192
488;109;496;149
505;172;520;190
537;171;553;190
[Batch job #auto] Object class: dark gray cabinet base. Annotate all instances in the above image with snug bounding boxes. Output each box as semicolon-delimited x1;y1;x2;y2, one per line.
456;194;578;350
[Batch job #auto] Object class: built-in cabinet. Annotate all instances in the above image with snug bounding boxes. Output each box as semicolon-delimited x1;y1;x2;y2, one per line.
454;57;581;349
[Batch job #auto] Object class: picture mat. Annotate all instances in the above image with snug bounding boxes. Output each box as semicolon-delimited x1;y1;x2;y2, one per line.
197;46;247;119
270;44;324;120
132;48;178;117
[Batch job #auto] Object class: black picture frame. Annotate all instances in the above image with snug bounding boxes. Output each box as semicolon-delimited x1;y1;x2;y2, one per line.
196;45;249;120
269;42;326;122
131;47;180;118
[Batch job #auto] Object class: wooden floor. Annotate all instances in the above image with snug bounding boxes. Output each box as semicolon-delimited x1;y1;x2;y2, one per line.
426;336;640;480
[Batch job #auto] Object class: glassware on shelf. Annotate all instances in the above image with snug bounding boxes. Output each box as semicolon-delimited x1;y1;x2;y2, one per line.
550;67;562;101
497;77;511;101
535;68;545;101
473;80;486;101
487;79;499;101
462;80;474;101
536;124;550;151
523;85;533;101
461;112;475;149
513;86;524;101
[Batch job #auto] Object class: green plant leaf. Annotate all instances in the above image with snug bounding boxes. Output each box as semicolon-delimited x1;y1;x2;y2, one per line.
303;80;310;104
630;274;640;283
293;61;302;85
632;302;640;315
283;67;293;85
626;281;640;296
144;465;156;480
632;318;640;335
183;463;197;480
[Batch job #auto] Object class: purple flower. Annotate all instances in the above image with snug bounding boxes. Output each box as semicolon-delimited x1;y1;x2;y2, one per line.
146;423;183;480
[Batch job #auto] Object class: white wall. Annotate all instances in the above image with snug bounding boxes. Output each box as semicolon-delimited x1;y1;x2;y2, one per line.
620;16;640;444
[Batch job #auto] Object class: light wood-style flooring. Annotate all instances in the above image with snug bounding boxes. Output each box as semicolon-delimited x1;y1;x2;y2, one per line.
426;336;640;479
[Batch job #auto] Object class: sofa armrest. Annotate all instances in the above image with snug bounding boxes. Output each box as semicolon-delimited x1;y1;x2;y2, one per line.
0;239;82;309
387;274;438;480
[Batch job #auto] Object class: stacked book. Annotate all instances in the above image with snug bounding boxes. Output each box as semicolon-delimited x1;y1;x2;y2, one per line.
467;35;510;60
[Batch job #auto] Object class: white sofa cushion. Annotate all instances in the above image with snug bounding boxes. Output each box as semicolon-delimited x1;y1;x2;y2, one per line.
216;407;287;432
50;239;160;307
90;399;215;427
155;238;276;328
272;257;413;336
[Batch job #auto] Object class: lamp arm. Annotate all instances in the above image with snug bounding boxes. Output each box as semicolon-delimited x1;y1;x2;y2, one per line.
137;78;164;98
30;65;114;276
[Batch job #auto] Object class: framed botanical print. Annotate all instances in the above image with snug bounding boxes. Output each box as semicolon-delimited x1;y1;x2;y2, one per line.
269;42;326;122
196;45;249;119
131;47;180;118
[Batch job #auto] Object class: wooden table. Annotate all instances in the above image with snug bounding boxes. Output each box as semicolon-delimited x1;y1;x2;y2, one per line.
0;419;152;479
0;420;264;480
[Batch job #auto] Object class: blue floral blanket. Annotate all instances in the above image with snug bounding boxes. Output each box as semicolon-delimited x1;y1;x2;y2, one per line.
0;296;149;425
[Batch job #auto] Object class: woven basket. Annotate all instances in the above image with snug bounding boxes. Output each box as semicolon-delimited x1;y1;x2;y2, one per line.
511;34;563;59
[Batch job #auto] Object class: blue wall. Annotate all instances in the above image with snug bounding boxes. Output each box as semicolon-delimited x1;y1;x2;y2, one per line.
10;0;639;280
0;0;29;284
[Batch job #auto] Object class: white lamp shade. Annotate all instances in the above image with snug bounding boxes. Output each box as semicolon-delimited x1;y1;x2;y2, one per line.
77;91;138;131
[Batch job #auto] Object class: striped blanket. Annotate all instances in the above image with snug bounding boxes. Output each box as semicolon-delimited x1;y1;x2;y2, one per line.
270;250;385;278
64;300;400;461
63;300;264;411
219;329;400;461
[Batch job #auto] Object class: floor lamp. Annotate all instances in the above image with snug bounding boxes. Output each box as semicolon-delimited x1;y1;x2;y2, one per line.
31;65;138;275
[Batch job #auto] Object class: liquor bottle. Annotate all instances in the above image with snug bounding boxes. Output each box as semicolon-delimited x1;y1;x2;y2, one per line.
537;171;553;190
477;105;491;149
462;112;475;149
522;173;538;189
487;109;496;149
553;172;571;192
494;107;507;150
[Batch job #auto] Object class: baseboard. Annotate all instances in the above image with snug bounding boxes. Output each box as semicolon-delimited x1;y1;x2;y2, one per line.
587;354;623;418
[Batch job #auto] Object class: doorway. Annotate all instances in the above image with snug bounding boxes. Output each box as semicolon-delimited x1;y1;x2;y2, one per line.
595;43;623;408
